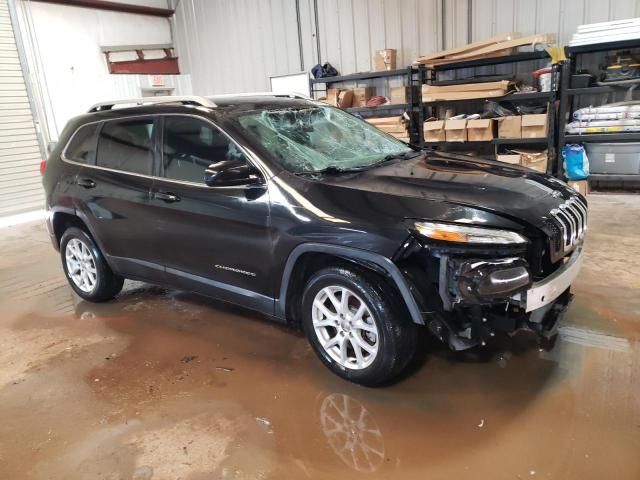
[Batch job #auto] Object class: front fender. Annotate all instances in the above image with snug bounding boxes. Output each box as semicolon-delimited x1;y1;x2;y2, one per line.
276;243;425;325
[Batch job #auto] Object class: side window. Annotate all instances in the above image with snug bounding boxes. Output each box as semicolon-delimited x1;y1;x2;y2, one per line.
96;118;155;175
64;124;99;164
162;116;247;184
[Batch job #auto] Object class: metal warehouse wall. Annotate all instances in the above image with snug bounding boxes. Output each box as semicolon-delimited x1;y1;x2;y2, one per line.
174;0;640;95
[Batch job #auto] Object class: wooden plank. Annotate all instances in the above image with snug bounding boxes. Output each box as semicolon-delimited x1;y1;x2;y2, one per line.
415;32;520;64
432;34;555;62
423;48;513;68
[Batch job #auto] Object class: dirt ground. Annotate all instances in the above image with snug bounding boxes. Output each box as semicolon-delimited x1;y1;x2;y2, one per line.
0;194;638;480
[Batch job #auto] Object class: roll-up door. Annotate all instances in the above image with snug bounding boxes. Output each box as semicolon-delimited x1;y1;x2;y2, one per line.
0;0;44;216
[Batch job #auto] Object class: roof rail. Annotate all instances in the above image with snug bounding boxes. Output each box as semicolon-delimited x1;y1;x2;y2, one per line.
210;92;312;100
87;96;216;113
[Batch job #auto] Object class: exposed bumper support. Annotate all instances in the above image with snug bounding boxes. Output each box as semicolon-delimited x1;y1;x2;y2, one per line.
517;243;584;312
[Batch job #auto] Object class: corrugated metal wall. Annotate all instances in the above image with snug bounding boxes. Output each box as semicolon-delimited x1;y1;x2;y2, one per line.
173;0;302;95
469;0;640;46
174;0;640;95
0;0;44;216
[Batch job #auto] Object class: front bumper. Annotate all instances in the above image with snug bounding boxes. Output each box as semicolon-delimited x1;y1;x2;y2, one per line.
419;242;585;351
515;243;584;312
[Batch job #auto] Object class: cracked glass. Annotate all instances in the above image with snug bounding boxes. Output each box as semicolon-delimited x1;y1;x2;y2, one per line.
236;106;411;173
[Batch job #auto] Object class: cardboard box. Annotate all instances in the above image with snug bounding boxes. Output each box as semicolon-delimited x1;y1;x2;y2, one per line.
521;114;548;138
422;80;511;93
467;119;496;141
374;49;396;71
517;149;548;173
423;120;445;142
498;116;522;139
338;90;353;108
568;180;589;196
327;88;340;107
496;154;521;165
421;81;510;101
422;88;507;102
389;87;407;104
365;116;403;126
444;119;467;142
378;124;407;134
353;87;374;107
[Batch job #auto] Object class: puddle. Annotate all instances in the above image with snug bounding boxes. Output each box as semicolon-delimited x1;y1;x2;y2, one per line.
0;202;639;479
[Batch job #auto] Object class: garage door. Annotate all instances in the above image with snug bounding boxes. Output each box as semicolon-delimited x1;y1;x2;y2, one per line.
0;0;44;216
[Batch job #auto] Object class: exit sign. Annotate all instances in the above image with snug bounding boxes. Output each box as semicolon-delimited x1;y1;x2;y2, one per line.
150;74;165;87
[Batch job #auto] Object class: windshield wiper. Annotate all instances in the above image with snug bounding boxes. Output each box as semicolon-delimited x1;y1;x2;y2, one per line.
296;165;366;176
296;151;423;176
382;150;423;162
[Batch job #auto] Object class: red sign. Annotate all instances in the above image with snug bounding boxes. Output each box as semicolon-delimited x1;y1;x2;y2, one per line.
150;74;165;87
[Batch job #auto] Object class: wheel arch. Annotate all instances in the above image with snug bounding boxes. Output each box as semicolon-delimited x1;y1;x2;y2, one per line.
277;243;425;327
51;209;113;269
52;210;90;248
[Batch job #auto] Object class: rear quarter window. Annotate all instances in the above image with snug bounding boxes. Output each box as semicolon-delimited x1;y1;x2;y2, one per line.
64;123;99;164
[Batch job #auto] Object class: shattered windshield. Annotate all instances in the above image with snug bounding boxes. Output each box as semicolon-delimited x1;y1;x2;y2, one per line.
236;105;412;173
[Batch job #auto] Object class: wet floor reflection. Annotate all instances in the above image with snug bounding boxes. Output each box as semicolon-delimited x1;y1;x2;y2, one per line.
320;393;385;473
1;241;639;479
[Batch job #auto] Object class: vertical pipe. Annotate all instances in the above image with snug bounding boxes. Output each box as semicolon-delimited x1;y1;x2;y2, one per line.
313;0;321;64
295;0;304;71
440;0;446;50
467;0;473;44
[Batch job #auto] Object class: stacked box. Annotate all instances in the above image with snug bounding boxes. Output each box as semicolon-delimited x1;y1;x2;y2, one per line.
365;116;409;141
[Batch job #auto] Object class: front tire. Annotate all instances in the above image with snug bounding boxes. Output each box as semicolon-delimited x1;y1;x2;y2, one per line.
60;227;124;302
301;266;417;386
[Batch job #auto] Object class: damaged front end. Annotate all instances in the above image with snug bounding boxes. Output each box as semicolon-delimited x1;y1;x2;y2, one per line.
394;221;582;351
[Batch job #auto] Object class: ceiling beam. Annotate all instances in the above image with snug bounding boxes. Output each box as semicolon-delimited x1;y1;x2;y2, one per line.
30;0;174;18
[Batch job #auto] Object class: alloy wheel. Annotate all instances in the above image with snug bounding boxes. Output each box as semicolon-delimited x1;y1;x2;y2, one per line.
311;286;379;370
65;238;97;293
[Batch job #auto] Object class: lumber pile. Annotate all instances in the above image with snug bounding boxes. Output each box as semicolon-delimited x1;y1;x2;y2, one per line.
365;116;409;141
414;33;556;68
421;80;512;102
570;18;640;47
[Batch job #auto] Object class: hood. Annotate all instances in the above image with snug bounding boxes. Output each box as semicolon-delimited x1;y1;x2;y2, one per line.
284;152;577;231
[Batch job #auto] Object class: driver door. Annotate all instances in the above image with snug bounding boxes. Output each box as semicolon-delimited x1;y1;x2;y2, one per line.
148;115;273;312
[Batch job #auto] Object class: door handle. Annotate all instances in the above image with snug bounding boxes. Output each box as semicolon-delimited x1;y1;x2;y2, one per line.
76;178;96;189
153;191;180;203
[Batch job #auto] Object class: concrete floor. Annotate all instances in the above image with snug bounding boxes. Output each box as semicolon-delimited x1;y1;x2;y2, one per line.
0;194;638;480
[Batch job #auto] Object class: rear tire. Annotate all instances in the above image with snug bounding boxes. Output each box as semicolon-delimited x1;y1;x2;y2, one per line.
60;227;124;302
301;266;417;386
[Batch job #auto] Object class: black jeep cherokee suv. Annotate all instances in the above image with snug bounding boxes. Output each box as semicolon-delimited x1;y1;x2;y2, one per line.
42;95;587;386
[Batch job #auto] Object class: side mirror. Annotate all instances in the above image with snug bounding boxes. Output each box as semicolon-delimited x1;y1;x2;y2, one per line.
204;160;262;187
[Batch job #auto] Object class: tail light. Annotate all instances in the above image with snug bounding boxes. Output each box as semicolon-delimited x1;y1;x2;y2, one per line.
39;160;47;175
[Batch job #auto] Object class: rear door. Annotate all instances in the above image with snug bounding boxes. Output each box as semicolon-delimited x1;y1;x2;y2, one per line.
72;116;162;279
147;115;273;311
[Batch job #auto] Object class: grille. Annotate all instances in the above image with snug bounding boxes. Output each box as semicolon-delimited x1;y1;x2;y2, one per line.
548;196;588;261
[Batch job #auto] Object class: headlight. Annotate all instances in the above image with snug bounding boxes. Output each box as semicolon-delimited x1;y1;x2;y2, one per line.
414;221;527;245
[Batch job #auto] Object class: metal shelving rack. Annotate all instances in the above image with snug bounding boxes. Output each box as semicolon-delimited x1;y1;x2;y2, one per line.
557;39;640;183
309;69;412;110
420;50;557;175
309;66;425;145
308;51;560;176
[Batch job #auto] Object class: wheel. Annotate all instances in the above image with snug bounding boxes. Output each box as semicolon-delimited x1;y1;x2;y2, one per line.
301;266;417;386
60;227;124;302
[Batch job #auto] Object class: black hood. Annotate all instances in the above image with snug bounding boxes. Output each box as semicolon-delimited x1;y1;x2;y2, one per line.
280;152;578;231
